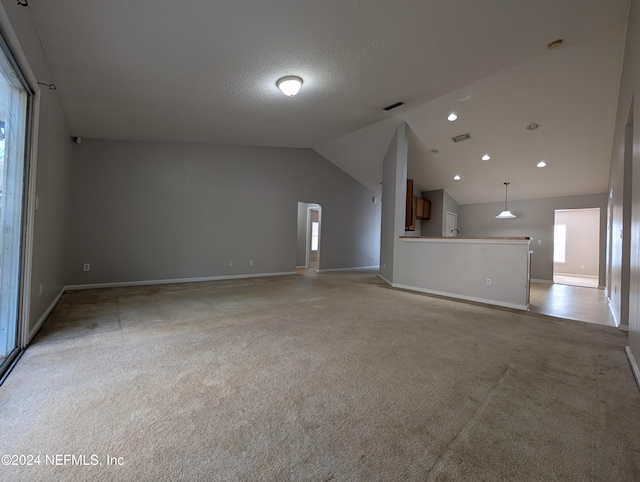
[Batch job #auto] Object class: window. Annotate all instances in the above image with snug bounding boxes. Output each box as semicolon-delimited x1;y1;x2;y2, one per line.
0;36;30;376
554;224;566;263
311;221;319;251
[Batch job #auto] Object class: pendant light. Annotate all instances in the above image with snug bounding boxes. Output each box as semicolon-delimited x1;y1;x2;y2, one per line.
496;182;516;219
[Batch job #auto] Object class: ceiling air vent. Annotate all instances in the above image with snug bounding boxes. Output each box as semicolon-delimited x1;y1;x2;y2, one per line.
452;133;471;143
383;101;404;111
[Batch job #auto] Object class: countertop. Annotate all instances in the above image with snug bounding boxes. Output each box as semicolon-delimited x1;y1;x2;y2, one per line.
399;236;531;240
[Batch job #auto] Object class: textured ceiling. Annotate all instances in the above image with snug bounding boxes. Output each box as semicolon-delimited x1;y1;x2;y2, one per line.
27;0;631;204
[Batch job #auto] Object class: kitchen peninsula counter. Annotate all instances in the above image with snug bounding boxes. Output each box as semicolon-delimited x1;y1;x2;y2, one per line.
393;236;531;310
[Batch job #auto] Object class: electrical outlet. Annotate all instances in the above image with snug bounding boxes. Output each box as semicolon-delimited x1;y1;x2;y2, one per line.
486;278;492;286
249;260;253;266
537;239;542;245
228;260;233;267
83;263;90;271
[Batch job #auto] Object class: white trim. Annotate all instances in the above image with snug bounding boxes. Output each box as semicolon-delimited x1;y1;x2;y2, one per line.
65;271;296;291
619;324;629;332
392;282;529;311
318;266;379;272
554;273;598;279
378;273;392;285
531;279;553;284
625;346;640;391
28;287;65;343
608;298;621;327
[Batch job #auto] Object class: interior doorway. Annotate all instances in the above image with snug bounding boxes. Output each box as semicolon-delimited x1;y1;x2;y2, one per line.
306;205;321;270
553;208;600;288
445;212;458;236
296;202;322;272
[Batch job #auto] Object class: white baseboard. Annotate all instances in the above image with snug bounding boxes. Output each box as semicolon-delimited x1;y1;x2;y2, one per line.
531;279;553;284
65;271;297;291
318;266;379;273
377;273;392;285
28;287;65;344
625;346;640;391
554;273;598;279
392;282;529;311
619;325;629;332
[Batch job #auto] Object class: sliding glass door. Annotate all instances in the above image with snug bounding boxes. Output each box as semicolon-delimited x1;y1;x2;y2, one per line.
0;37;30;377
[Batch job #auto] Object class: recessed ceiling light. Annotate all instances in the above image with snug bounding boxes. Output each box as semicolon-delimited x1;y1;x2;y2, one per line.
537;161;547;167
454;174;461;181
276;76;303;96
448;113;458;122
482;154;491;161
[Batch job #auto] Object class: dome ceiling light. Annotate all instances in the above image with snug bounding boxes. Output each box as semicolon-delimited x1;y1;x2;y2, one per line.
276;76;303;97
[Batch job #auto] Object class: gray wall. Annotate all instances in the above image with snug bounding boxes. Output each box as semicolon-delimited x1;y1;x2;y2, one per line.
1;1;73;335
421;190;443;236
67;140;380;285
420;189;460;236
379;124;407;283
296;202;308;267
554;209;600;277
458;193;607;283
609;0;640;350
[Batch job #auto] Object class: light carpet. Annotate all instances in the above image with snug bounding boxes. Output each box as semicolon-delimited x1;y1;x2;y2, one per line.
1;270;639;481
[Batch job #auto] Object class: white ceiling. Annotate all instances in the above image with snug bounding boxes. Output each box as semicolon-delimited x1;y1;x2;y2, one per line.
27;0;630;204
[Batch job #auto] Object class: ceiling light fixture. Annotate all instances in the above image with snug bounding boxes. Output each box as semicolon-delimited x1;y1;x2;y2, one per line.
447;113;457;121
276;76;303;97
454;174;461;181
482;154;491;161
496;182;516;219
537;160;547;168
526;123;540;131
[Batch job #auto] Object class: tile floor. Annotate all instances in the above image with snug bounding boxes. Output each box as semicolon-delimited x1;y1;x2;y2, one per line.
529;281;616;327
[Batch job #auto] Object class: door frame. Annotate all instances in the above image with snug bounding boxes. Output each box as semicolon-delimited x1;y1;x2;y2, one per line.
445;211;458;236
305;204;321;270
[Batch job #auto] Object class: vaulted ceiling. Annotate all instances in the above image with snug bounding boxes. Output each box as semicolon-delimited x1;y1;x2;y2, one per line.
27;0;630;204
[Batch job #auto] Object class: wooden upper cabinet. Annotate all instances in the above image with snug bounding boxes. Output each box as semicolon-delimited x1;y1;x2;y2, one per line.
416;197;431;220
406;179;431;229
405;179;415;231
